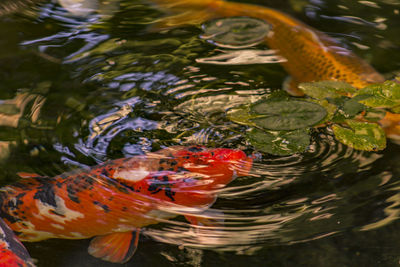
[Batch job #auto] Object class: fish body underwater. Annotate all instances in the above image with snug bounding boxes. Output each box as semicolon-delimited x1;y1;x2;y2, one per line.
0;146;252;263
0;218;35;267
149;0;400;138
151;0;384;92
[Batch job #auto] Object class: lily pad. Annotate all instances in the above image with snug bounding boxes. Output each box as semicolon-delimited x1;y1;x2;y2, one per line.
227;106;259;127
246;128;310;156
363;108;387;122
250;100;327;131
201;17;271;48
332;120;386;151
299;81;357;100
355;81;400;110
342;95;368;118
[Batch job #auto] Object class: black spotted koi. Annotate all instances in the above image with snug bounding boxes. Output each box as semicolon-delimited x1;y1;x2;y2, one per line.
0;146;252;263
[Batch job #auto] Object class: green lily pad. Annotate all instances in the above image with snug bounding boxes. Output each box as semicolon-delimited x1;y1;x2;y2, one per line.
250;100;327;130
246;128;310;156
342;95;367;118
355;81;400;109
227;106;259;127
363;108;387;122
299;81;357;100
391;106;400;114
332;120;386;151
201;17;271;48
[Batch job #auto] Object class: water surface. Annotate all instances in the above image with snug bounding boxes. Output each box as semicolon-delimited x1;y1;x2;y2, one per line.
0;0;400;266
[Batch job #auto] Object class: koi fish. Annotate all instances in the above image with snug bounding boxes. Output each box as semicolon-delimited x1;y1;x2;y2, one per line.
0;218;35;267
0;146;252;263
149;0;400;139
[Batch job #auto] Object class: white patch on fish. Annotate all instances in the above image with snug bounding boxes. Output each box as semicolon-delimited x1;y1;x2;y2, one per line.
112;225;136;232
36;196;84;224
16;221;54;241
50;223;65;230
114;169;149;182
67;232;86;238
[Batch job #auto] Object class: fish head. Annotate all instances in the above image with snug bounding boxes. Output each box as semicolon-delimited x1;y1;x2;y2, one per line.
171;146;253;188
138;146;253;209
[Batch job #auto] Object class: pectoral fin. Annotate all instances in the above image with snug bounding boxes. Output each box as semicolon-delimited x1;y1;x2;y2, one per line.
283;76;305;96
88;230;140;263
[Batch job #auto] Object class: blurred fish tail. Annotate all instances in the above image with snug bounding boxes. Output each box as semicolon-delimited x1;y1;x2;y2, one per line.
0;218;36;267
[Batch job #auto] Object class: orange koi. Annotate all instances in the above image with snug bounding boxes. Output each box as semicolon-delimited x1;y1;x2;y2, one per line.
150;0;400;138
0;218;35;267
0;146;252;263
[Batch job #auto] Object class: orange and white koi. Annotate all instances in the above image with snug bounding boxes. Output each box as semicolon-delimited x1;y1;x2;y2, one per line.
0;218;35;267
0;146;252;263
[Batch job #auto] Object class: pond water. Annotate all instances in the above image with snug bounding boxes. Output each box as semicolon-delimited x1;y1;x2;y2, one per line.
0;0;400;266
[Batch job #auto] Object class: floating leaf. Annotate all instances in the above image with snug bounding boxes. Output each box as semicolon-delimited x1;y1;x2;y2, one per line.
307;99;337;122
250;100;327;130
201;17;271;48
355;81;400;109
246;128;310;156
299;81;357;100
341;96;367;118
391;105;400;114
332;120;386;151
363;108;387;122
227;106;259;127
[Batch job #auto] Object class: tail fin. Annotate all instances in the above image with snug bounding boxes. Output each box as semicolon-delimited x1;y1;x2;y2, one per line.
0;218;36;267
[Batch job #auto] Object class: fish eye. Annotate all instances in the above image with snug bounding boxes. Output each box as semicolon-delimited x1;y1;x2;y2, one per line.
187;146;205;152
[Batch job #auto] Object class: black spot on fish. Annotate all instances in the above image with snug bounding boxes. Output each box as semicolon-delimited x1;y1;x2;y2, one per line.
164;188;175;201
12;183;29;190
177;166;189;172
56;181;63;188
0;192;21;224
188;146;204;152
33;180;57;208
49;209;65;217
101;169;110;177
147;176;175;201
59;173;69;179
66;185;80;204
93;201;110;213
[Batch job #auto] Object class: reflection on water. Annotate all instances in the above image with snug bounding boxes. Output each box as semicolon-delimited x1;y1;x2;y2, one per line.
0;0;400;266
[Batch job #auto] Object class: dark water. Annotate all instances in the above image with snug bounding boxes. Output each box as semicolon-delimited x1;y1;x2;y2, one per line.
0;0;400;266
